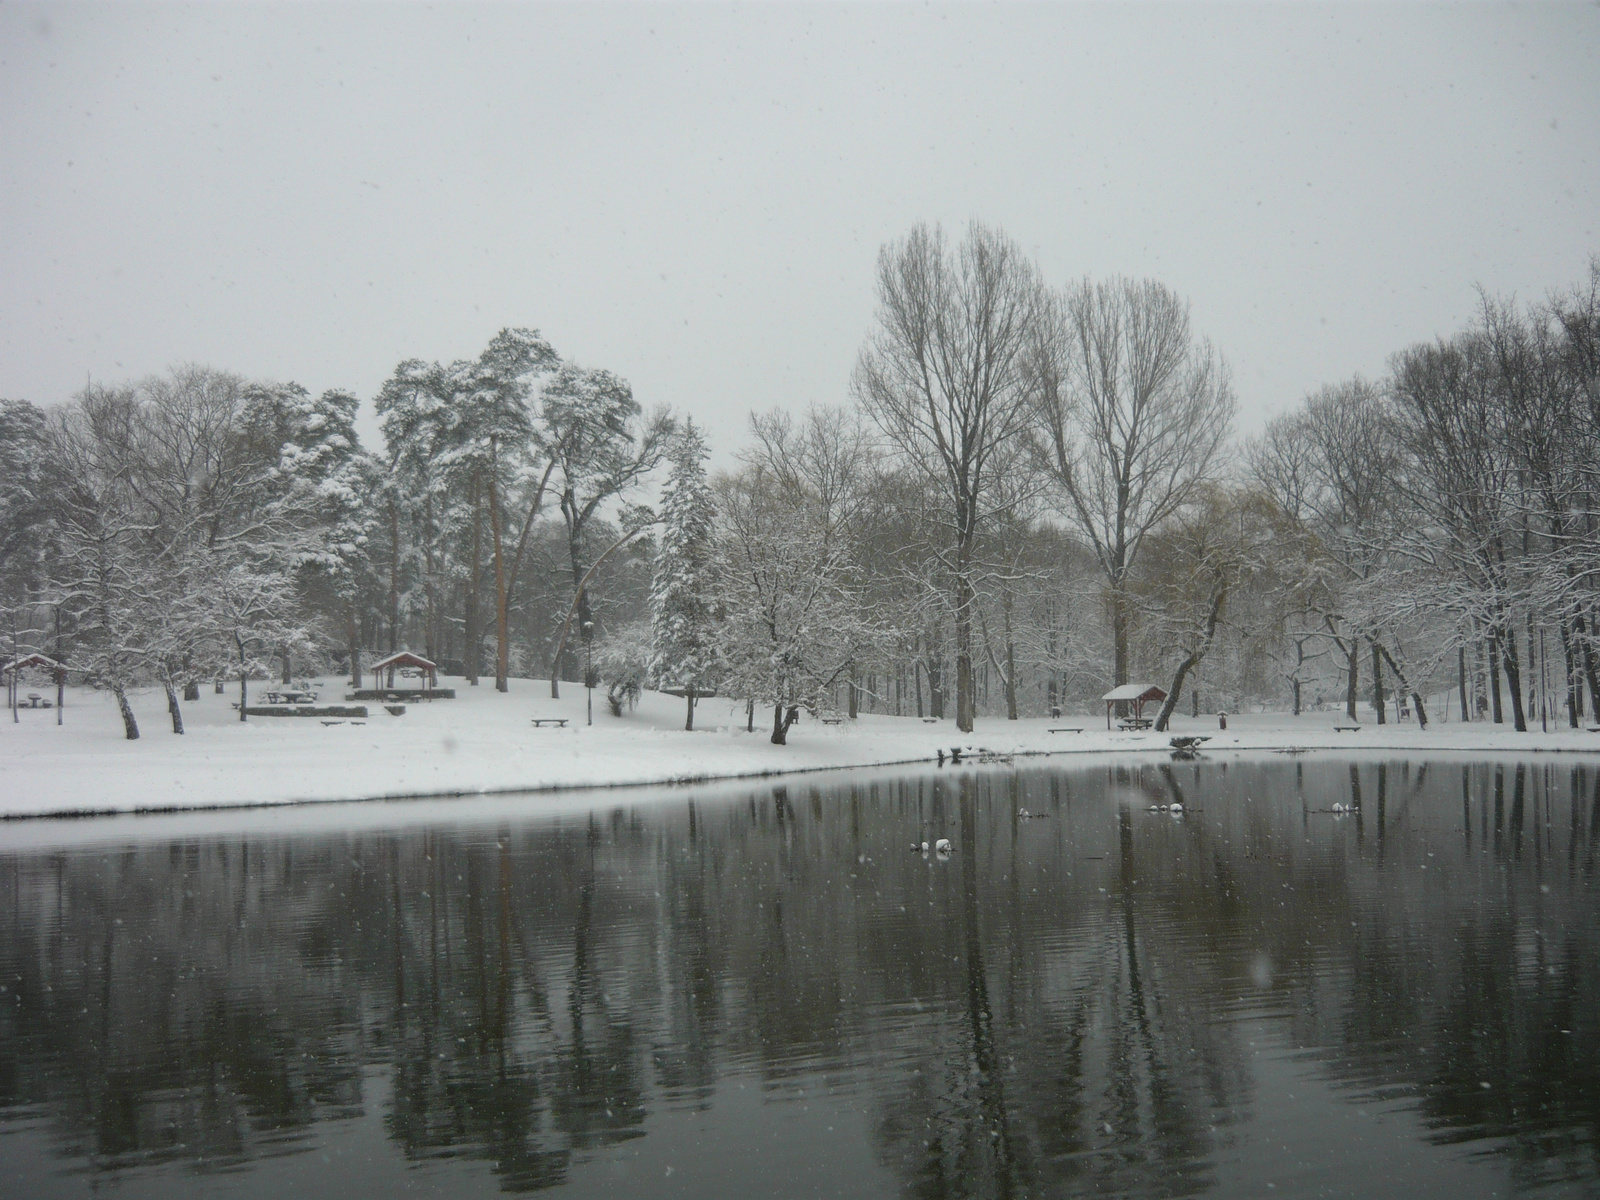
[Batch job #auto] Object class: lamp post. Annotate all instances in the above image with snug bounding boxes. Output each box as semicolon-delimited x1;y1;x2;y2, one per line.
582;620;595;727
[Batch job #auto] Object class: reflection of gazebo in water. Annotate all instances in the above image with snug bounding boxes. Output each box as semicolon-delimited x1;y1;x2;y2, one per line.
1101;682;1166;729
3;652;68;719
369;650;438;693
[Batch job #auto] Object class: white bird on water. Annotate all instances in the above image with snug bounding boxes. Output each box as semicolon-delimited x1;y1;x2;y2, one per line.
935;838;952;853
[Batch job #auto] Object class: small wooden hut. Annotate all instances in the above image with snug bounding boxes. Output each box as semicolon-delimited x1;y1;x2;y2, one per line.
1100;683;1167;729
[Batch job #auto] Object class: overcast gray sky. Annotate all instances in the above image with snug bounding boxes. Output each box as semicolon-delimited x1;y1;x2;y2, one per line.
2;2;1596;462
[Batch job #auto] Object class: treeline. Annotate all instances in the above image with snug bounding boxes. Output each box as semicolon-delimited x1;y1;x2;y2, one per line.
1;223;1596;740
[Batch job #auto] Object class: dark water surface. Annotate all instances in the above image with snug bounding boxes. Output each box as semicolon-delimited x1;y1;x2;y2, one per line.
2;756;1598;1198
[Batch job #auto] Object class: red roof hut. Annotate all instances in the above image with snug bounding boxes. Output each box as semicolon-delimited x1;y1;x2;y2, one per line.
3;652;68;721
1100;683;1167;729
369;650;438;692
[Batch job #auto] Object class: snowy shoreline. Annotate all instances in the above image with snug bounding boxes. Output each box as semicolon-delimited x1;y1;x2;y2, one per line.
4;675;1600;824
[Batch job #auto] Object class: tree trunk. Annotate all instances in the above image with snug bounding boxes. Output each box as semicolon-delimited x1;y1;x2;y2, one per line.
492;459;556;696
1345;638;1359;721
1371;641;1386;724
1458;646;1469;723
1559;618;1581;726
1154;654;1198;731
1292;677;1301;717
348;607;362;688
1500;622;1528;732
280;647;292;685
556;493;593;697
770;702;799;745
914;659;925;718
1110;577;1130;687
746;698;755;733
238;642;249;722
465;473;482;687
163;674;184;734
1580;609;1600;718
113;685;139;740
1003;590;1018;720
423;495;437;665
488;468;512;693
1488;632;1504;722
1377;643;1427;730
183;680;200;702
387;496;401;655
685;689;696;732
954;568;975;732
1155;585;1225;731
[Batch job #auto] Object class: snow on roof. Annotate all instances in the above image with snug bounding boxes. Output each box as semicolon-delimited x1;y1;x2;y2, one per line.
369;650;437;672
1100;683;1166;702
2;653;66;675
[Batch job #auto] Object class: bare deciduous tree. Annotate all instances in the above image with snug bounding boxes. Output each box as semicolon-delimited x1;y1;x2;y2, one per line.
852;221;1042;732
1030;276;1234;688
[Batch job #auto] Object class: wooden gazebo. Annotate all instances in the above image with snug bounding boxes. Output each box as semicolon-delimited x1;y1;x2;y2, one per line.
1101;683;1166;730
369;650;438;693
3;652;67;719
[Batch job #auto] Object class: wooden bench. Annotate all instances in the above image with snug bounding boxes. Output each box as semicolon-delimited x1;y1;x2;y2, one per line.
530;717;569;729
921;717;938;723
821;717;845;725
1048;727;1083;734
1334;724;1361;732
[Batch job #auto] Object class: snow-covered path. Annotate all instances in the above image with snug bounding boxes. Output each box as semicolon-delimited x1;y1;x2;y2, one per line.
3;676;1599;820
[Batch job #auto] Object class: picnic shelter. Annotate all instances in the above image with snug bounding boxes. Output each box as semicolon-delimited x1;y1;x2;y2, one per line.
370;650;438;691
1101;683;1167;729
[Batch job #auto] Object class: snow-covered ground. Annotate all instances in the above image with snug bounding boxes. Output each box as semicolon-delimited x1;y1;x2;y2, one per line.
3;676;1599;821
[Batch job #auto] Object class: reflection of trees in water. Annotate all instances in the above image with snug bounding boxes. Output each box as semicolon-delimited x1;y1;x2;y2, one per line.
1;759;1597;1194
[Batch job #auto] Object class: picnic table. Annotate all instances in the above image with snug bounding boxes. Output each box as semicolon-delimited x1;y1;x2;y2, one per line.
263;690;317;705
1118;717;1153;731
23;692;50;709
530;717;569;729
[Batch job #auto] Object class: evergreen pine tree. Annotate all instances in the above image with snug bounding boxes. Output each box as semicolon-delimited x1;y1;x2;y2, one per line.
649;421;718;729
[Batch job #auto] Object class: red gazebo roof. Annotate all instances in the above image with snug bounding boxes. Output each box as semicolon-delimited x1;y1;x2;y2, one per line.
369;651;437;673
1100;683;1166;704
2;652;66;676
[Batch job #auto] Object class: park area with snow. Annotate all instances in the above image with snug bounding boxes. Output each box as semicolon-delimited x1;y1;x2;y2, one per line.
5;675;1600;821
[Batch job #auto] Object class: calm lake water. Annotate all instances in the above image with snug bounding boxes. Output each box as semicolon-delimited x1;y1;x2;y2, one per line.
2;756;1598;1198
